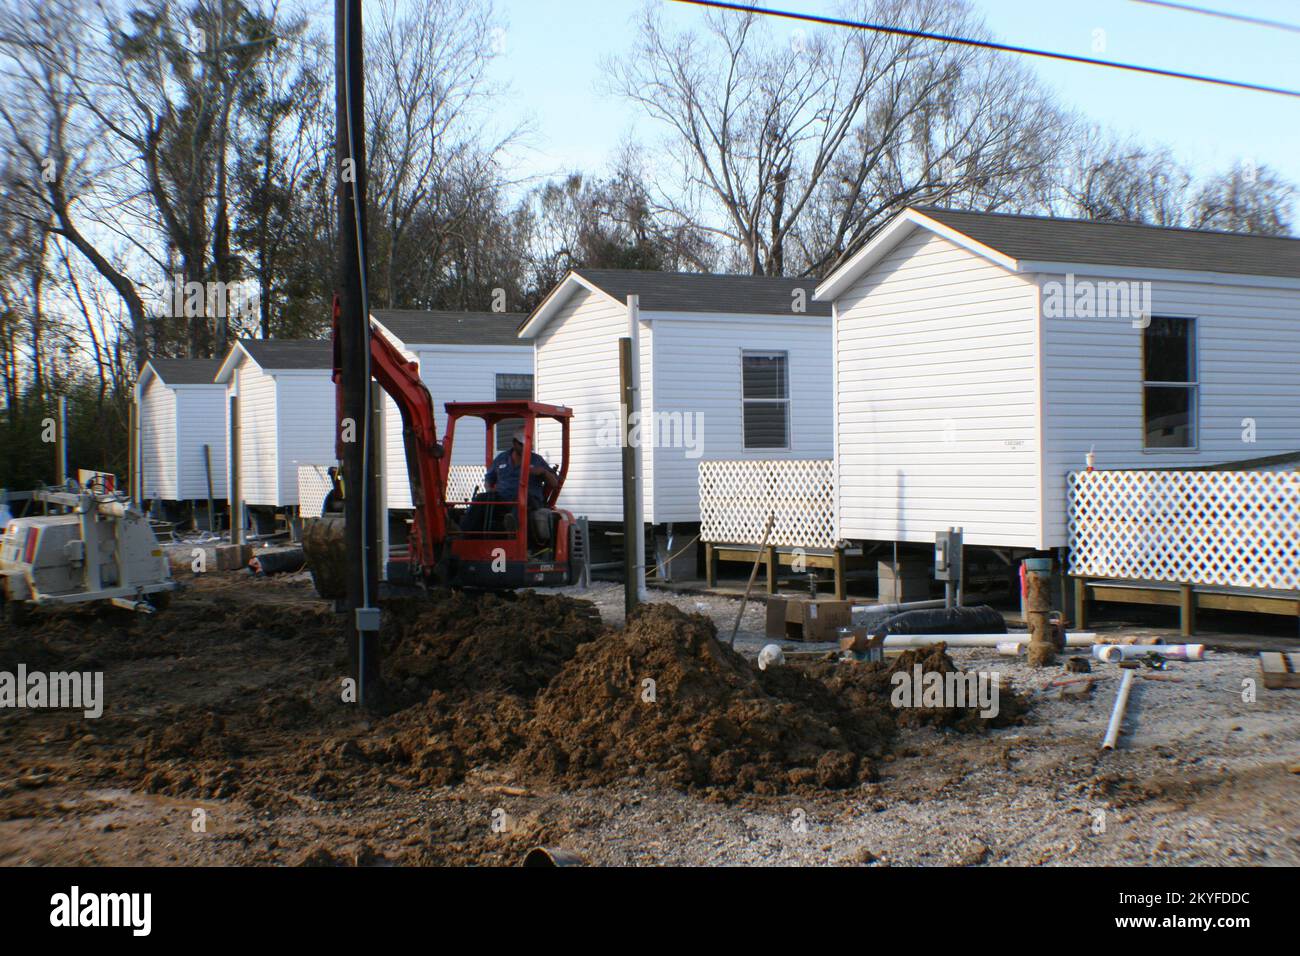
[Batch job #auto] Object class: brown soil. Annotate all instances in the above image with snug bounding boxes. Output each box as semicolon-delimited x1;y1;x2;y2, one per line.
0;573;1030;864
515;604;896;795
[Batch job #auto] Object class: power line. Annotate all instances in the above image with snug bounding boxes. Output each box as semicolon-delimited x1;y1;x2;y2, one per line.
1131;0;1300;34
670;0;1300;99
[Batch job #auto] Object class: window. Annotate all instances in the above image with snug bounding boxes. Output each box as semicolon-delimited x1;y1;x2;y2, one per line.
494;372;534;453
1142;317;1196;449
742;351;789;449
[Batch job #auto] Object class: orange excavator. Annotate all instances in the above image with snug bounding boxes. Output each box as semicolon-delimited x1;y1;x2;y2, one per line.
302;304;580;596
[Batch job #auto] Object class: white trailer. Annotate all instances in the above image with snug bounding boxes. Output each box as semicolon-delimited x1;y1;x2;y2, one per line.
134;358;227;505
815;205;1300;551
213;339;335;513
520;269;834;527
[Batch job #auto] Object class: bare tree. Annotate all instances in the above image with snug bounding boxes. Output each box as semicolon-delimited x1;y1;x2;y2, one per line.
0;0;152;367
1190;161;1294;235
609;0;1067;277
365;0;520;309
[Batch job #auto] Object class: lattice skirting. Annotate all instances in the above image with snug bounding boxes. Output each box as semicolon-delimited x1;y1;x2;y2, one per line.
699;459;836;549
1068;469;1300;591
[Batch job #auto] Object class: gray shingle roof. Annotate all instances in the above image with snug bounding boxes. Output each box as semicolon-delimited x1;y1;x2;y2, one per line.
145;358;221;385
238;338;332;370
914;206;1300;279
572;268;832;317
371;310;528;346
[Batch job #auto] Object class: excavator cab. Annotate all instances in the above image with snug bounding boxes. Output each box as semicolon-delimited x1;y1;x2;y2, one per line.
439;401;577;588
302;310;581;598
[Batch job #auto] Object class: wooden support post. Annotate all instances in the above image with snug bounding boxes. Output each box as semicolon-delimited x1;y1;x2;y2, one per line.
833;547;846;600
1073;575;1087;629
619;337;638;617
203;444;216;533
1179;582;1196;637
765;544;777;594
229;396;244;545
705;542;716;588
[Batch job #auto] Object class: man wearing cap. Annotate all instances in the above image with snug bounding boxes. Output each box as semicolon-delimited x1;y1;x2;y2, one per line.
463;429;558;532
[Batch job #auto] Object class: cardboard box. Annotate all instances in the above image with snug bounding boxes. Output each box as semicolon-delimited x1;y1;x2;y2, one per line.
765;596;854;642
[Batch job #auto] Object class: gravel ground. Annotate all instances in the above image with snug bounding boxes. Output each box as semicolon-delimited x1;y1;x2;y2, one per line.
2;573;1295;866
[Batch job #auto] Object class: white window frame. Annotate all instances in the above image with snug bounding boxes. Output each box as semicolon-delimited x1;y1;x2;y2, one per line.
1141;315;1199;452
740;349;791;452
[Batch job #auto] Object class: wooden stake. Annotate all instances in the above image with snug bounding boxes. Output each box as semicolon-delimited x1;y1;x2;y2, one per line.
729;513;774;649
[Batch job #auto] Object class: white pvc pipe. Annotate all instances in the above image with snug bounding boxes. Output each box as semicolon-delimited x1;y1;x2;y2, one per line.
1093;643;1204;664
880;632;1097;649
852;599;948;618
1102;669;1136;750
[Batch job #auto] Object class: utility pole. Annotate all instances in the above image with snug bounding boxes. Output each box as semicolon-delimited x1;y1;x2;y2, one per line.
336;0;381;706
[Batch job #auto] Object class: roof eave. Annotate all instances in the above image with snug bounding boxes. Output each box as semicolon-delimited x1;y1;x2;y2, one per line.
814;207;1021;302
213;342;252;384
518;271;624;338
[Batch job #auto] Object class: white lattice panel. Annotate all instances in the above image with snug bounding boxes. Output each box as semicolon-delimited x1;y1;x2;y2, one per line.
1068;469;1300;590
444;464;483;504
297;465;333;518
699;459;836;548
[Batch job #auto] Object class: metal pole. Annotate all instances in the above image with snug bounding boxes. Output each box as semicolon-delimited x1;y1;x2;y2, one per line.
336;0;380;706
57;395;68;487
128;401;140;508
619;337;638;617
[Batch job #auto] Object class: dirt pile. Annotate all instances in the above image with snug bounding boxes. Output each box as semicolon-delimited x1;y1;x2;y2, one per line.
514;604;895;795
379;589;606;701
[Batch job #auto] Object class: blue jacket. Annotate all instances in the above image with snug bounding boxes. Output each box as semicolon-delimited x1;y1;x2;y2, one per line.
485;449;549;503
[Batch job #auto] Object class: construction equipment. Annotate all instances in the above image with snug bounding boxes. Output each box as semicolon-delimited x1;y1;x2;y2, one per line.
0;482;177;623
302;315;580;597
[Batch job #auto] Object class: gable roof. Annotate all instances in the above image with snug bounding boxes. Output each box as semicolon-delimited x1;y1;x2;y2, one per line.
521;268;831;338
816;206;1300;301
215;338;332;383
370;310;528;347
140;357;222;387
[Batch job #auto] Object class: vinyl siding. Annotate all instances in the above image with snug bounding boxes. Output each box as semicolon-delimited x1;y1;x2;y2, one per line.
385;345;534;510
834;229;1041;547
533;286;631;522
174;387;228;499
231;361;279;506
1039;273;1300;545
274;373;338;507
139;378;177;500
649;313;833;523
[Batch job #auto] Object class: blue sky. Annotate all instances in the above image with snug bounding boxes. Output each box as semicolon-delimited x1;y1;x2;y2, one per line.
482;0;1300;221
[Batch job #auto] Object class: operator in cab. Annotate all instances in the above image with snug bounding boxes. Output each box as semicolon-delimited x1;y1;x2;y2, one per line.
463;429;558;532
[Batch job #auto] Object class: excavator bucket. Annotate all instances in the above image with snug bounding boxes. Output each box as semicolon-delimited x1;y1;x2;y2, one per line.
302;514;348;600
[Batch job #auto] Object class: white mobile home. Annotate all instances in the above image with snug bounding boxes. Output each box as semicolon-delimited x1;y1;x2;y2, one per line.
520;269;833;526
214;339;335;510
134;358;227;503
815;206;1300;551
369;310;532;509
